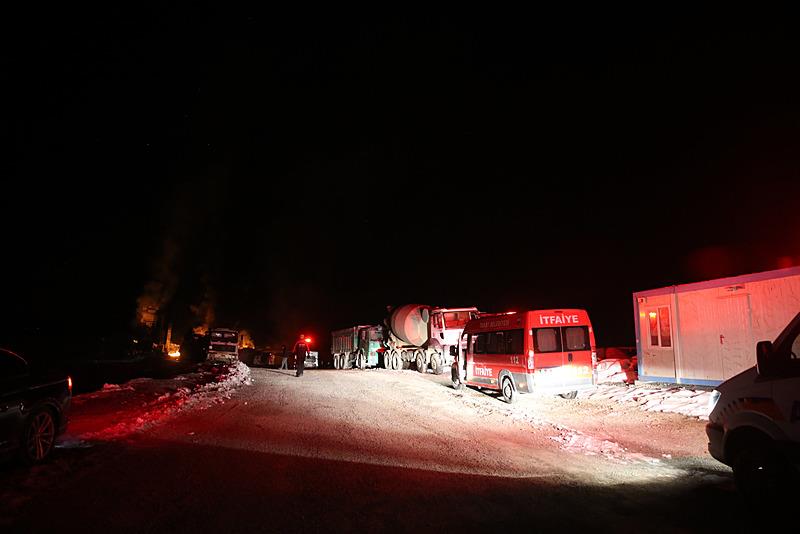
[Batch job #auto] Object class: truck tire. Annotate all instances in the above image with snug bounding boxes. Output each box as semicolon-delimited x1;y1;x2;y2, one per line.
391;351;401;371
500;376;517;404
415;351;426;374
430;353;443;375
382;352;391;369
333;354;340;369
451;365;463;390
357;350;366;370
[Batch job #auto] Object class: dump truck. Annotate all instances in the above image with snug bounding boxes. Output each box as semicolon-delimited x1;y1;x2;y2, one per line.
331;325;386;370
383;304;479;375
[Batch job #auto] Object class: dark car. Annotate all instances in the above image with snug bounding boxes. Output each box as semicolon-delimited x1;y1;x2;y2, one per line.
0;348;71;464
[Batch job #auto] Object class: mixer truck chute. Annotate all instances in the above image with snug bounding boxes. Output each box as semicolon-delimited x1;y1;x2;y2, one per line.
383;304;479;374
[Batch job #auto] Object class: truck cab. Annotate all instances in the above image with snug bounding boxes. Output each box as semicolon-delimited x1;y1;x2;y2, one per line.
207;328;239;362
706;311;800;503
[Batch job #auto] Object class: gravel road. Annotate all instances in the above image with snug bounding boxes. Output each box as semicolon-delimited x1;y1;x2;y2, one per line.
3;367;770;533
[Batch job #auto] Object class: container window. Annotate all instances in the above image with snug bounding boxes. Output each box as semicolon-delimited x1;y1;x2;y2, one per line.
658;307;672;347
564;326;590;351
534;328;562;353
648;311;659;347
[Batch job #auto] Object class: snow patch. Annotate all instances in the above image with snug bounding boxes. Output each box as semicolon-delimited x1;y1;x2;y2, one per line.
75;361;251;441
581;383;713;420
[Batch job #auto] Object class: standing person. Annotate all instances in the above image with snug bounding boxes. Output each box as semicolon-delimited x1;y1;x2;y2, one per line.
279;345;289;370
293;338;309;377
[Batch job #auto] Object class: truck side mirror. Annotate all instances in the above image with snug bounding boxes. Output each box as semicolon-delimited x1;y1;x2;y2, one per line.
756;340;773;377
449;346;458;357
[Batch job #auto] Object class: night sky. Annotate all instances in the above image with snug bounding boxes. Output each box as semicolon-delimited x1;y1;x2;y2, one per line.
4;7;800;351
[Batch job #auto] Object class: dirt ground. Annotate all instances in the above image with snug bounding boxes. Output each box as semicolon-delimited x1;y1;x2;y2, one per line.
3;366;772;533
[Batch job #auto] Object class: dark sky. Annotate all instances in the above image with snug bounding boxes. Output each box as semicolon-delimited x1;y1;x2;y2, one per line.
4;6;800;349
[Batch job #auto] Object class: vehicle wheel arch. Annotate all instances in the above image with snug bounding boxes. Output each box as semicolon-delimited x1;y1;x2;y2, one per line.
497;370;517;403
724;425;776;465
723;417;786;462
497;369;515;389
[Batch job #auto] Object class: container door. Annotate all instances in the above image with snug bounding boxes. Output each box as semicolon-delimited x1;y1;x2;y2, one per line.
717;295;754;380
641;305;676;380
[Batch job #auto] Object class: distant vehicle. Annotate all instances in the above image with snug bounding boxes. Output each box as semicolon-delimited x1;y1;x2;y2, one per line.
305;351;319;368
384;305;479;374
451;309;597;403
706;311;800;503
331;306;480;373
207;328;239;362
331;325;384;370
0;349;71;464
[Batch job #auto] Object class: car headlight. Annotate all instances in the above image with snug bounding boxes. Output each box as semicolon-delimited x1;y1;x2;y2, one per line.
708;389;721;411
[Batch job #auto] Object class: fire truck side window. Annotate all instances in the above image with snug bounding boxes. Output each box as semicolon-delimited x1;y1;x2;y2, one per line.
473;333;488;354
486;331;505;354
506;329;524;353
534;328;562;353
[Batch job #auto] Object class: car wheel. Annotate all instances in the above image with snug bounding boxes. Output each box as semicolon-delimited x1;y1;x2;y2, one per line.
22;408;56;464
500;377;516;404
559;390;578;400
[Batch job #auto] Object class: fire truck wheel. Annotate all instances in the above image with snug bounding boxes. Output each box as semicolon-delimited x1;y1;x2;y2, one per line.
430;354;443;375
559;390;578;400
451;366;463;390
500;377;517;404
415;352;426;373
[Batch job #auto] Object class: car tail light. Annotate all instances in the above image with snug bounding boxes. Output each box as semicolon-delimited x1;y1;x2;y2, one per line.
67;376;73;393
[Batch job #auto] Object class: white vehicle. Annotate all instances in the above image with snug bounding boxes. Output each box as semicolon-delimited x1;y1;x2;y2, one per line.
706;311;800;502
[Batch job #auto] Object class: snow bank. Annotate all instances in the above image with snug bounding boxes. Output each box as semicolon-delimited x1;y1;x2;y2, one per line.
74;361;251;441
581;383;713;420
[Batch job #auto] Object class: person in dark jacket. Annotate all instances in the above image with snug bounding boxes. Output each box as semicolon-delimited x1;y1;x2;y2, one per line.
293;339;309;377
279;345;289;370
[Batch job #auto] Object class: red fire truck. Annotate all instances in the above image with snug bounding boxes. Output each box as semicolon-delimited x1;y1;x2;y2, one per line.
450;309;597;403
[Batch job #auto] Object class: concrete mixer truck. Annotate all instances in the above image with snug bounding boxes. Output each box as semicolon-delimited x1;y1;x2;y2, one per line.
382;304;480;374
